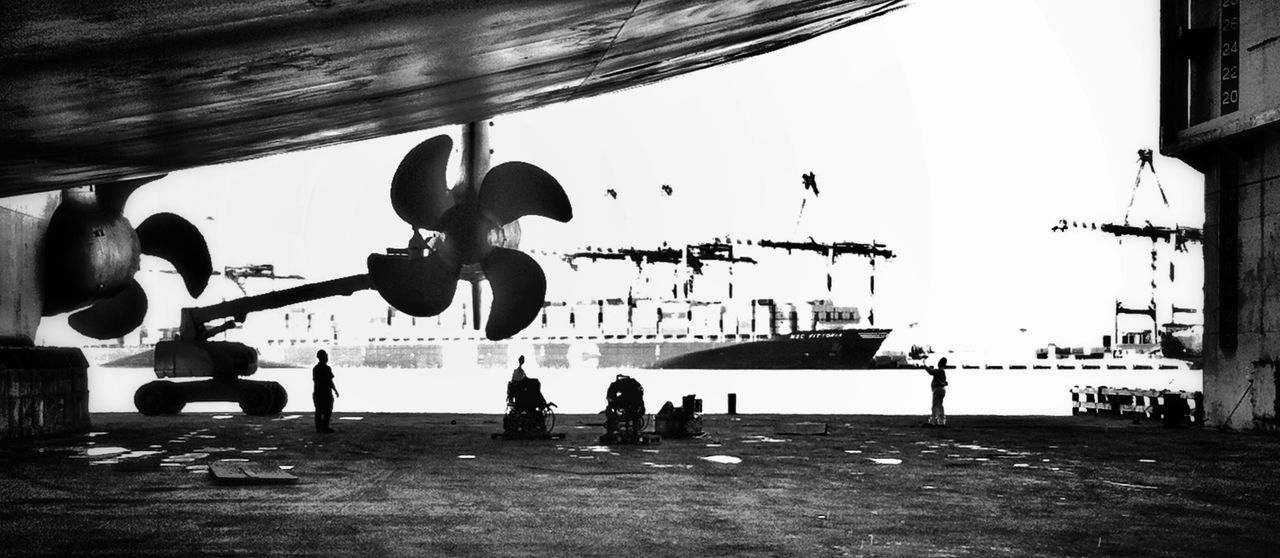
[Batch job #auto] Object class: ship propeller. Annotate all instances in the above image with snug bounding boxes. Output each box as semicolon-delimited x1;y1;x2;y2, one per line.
367;134;572;340
42;176;212;339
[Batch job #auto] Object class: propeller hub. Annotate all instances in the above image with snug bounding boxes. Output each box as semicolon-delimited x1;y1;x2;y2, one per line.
440;202;497;264
41;206;140;315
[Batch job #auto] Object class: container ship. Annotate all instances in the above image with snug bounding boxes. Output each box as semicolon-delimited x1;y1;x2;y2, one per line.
83;239;899;370
245;296;892;370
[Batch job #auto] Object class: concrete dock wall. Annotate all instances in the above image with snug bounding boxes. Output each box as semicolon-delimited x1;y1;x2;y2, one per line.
0;346;90;440
0;192;57;342
1200;133;1280;430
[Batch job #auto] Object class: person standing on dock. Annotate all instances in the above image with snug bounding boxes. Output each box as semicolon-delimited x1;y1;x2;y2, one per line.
925;357;948;427
313;350;339;433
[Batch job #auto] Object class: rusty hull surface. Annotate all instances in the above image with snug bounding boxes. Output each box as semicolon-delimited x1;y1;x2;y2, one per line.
0;0;905;194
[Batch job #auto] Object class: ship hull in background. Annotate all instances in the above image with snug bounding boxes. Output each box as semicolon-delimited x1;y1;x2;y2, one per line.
256;327;893;370
87;328;894;370
649;328;893;369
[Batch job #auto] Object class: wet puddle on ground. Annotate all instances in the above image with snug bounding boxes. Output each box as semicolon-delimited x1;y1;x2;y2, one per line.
87;449;164;466
933;441;1040;466
65;445;165;466
700;455;742;464
742;436;789;444
557;445;621;459
48;427;293;473
642;462;693;469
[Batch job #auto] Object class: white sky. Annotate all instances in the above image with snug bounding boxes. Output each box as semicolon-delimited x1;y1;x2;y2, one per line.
110;0;1204;353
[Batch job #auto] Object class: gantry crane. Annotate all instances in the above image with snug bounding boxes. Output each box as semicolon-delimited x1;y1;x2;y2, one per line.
1049;149;1203;362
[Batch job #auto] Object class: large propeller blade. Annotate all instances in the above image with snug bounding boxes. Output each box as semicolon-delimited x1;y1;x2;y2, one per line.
390;135;455;231
137;212;211;297
481;247;547;340
478;162;573;225
367;252;459;317
67;279;148;339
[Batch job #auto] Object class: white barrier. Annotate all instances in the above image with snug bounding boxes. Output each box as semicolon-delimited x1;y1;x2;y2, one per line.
1071;385;1203;424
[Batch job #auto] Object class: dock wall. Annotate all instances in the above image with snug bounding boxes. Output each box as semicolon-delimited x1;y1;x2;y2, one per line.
1198;132;1280;430
0;192;57;342
0;193;91;440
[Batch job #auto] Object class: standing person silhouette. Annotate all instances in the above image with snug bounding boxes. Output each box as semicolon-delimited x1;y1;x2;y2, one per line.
924;357;948;427
313;350;339;433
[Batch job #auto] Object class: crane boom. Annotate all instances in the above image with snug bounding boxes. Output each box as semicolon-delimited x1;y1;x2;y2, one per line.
758;239;895;259
1051;219;1203;249
180;274;374;340
562;246;683;267
562;242;758;274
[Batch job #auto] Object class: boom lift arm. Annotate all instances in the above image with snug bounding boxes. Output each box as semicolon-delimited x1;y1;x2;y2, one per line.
137;273;376;417
178;274;374;341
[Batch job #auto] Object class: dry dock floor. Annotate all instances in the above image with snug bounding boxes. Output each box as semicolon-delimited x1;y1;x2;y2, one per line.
2;413;1279;557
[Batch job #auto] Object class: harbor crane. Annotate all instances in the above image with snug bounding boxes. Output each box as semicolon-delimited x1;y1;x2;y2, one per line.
1049;149;1203;363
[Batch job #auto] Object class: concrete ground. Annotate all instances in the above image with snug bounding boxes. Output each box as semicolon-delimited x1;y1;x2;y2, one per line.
1;413;1278;557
